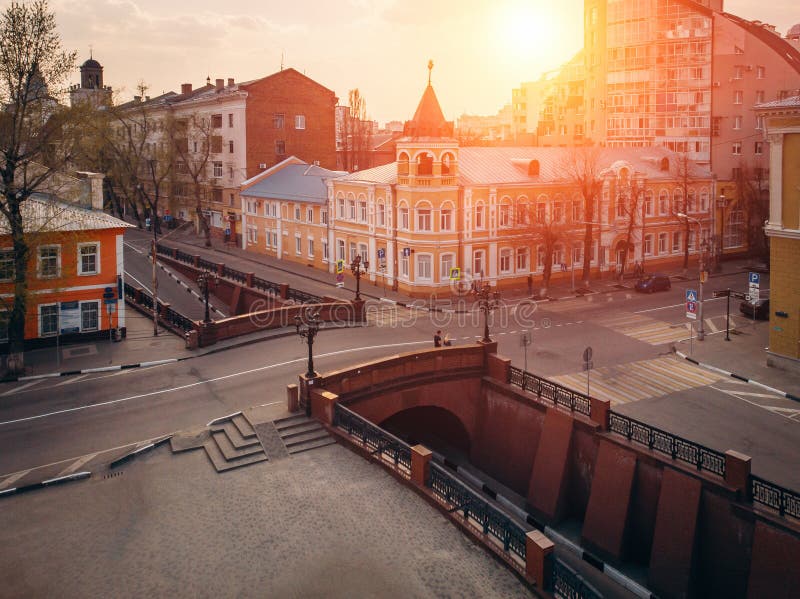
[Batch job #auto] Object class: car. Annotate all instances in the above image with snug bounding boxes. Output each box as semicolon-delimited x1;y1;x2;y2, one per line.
739;298;770;320
634;273;672;293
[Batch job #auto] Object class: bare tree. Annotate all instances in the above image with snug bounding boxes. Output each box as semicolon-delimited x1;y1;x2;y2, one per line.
670;153;695;270
341;89;371;171
559;147;605;285
514;200;570;295
616;176;647;278
0;0;77;371
733;161;769;260
169;112;213;246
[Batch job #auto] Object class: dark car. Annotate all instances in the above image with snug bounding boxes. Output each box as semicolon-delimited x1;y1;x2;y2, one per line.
740;298;770;320
634;273;672;293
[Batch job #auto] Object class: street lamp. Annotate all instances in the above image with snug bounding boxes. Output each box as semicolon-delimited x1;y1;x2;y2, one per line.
677;212;708;341
295;309;321;372
350;254;369;301
470;279;501;343
716;191;728;270
197;270;218;324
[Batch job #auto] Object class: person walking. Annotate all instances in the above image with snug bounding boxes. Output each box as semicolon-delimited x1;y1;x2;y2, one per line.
434;330;442;347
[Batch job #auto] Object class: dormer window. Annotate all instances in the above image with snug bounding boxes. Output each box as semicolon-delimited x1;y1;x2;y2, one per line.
528;160;540;176
660;157;669;171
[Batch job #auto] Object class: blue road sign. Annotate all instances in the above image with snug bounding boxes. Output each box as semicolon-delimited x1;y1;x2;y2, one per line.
749;272;760;285
402;247;411;257
686;289;697;302
377;248;386;259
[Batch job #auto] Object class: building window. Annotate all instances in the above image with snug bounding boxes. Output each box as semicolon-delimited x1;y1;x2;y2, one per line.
308;239;314;257
417;208;432;231
441;208;453;231
415;255;431;281
536;203;547;223
295;206;301;221
732;142;742;155
756;90;765;104
400;253;409;278
359;201;367;223
295;115;306;129
440;254;454;282
307;208;314;223
359;243;368;264
499;248;512;273
337;198;345;218
349;242;357;262
0;249;13;281
377;203;385;227
499;203;511;227
211;114;223;128
322;239;329;261
732;167;742;180
672;231;682;253
81;301;99;332
659;190;669;215
658;233;668;254
78;243;99;275
246;225;258;244
754;141;763;155
475;204;485;229
337;239;345;261
39;304;59;337
756;65;765;79
644;234;653;256
755;115;764;130
733;90;743;105
321;209;328;225
228;113;234;127
733;65;743;79
725;210;745;248
275;140;286;155
228;140;234;153
38;245;60;278
572;245;582;265
213;162;223;178
399;206;409;229
552;202;564;223
273;113;285;129
644;191;654;216
733;116;742;130
473;250;485;278
348;200;356;220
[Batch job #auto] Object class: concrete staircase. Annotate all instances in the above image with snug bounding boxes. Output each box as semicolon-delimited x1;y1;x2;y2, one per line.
273;414;336;454
204;414;268;472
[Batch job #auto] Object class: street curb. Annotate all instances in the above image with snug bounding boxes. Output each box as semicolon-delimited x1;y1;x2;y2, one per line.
109;435;173;469
674;350;800;402
0;471;91;499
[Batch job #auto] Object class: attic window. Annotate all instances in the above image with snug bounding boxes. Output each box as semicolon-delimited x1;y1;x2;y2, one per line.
528;160;540;176
660;157;669;171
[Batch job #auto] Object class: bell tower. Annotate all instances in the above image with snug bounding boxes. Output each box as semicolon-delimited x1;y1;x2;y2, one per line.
70;50;112;107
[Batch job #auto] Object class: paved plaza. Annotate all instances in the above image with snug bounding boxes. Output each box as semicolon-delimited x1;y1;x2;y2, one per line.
0;441;533;598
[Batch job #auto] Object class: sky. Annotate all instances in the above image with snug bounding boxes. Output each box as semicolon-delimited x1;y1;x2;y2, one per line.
48;0;800;124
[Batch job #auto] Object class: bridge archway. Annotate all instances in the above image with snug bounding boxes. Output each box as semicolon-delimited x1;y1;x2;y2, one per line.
380;406;471;457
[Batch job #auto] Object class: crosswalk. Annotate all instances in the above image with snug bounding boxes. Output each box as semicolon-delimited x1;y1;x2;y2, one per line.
366;304;420;326
596;313;748;345
549;356;726;405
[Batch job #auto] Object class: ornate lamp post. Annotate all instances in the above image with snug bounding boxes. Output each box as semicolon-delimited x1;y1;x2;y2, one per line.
197;270;218;324
470;279;501;343
350;254;369;301
295;309;321;380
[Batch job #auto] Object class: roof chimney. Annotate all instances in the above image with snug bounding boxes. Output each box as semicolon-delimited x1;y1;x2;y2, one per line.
181;83;192;95
228;78;234;87
133;95;141;103
216;78;224;91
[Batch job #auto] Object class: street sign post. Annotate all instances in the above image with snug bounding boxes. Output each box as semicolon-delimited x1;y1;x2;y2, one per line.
748;272;760;306
685;289;698;320
377;248;385;260
582;346;593;395
520;331;532;371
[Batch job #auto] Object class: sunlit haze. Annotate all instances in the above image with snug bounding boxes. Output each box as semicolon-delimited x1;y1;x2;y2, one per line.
51;0;799;124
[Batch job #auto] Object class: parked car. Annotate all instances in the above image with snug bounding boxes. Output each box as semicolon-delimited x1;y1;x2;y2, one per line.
739;298;770;320
634;273;672;293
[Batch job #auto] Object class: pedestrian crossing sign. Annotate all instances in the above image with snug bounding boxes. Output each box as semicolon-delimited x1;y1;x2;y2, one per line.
449;267;461;280
336;259;344;274
686;290;697;302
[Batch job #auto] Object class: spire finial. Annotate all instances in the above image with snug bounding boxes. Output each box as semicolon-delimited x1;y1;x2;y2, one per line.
89;44;93;60
427;59;433;86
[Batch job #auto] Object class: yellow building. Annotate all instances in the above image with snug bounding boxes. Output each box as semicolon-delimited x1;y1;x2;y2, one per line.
758;96;800;370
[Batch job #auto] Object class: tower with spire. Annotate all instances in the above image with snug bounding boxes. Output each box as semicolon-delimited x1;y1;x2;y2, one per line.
69;51;112;107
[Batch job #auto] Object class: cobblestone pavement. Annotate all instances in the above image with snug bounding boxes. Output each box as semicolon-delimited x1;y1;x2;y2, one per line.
0;442;534;599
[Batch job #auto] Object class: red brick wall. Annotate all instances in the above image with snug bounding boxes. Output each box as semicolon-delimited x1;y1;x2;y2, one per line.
243;69;337;175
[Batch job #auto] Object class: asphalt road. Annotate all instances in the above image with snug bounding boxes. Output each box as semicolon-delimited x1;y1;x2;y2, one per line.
2;268;797;490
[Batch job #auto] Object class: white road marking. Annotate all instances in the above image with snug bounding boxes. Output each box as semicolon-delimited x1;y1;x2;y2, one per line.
709;385;798;422
1;380;41;397
125;271;152;294
55;452;98;477
0;340;431;427
54;374;90;387
0;469;30;490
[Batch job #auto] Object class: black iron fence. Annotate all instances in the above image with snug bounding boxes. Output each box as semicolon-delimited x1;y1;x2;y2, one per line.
608;412;726;477
175;248;194;263
252;275;281;296
197;256;216;272
751;475;800;519
510;366;591;417
428;462;527;561
333;403;412;473
123;282;195;332
223;265;246;284
287;287;323;304
552;559;603;599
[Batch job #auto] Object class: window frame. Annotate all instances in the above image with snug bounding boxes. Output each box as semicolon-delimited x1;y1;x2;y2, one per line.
39;303;59;337
37;244;61;279
77;242;100;276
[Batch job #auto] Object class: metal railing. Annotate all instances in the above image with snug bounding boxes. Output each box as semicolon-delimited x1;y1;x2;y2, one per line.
175;248;194;264
197;257;216;272
428;463;527;561
552;559;603;599
333;403;411;473
751;475;800;519
252;275;281;296
287;287;323;304
162;305;196;332
123;283;194;332
222;265;246;284
509;366;591;417
608;412;726;477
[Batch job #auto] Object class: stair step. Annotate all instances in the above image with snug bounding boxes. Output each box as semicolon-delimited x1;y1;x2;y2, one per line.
203;439;268;473
278;421;324;439
284;430;332;448
253;422;290;460
209;422;260;450
212;431;265;461
232;414;256;438
273;414;314;430
287;437;338;455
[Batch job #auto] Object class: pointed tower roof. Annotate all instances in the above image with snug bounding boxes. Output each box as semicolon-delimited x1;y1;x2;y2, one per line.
402;62;454;138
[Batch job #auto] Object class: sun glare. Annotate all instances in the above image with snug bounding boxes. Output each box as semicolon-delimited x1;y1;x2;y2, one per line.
490;1;569;72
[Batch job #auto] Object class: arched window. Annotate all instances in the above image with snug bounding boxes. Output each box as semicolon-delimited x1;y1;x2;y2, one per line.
416;152;433;176
673;188;683;212
416;201;432;231
658;190;669;215
499;197;512;227
660;157;670;171
398;152;409;176
377;201;386;227
398;201;409;230
440;201;454;231
475;202;485;229
528;160;540;176
441;152;455;175
336;195;345;218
